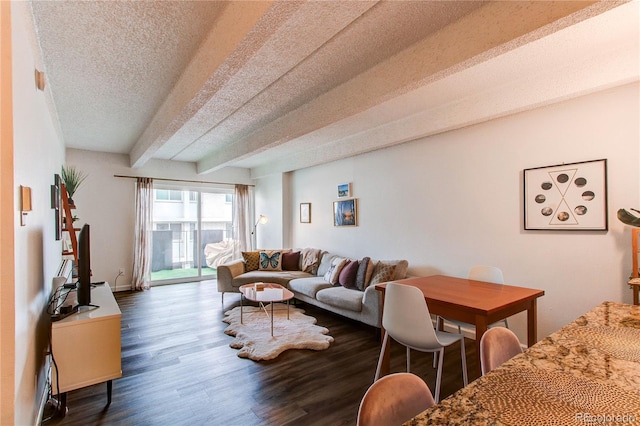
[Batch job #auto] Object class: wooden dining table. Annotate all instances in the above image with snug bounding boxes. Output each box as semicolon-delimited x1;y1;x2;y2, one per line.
405;301;640;424
375;275;545;377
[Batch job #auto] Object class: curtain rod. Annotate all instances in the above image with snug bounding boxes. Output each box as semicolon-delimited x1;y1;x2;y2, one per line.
113;174;254;187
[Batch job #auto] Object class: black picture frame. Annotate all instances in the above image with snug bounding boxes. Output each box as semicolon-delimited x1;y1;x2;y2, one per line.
52;174;62;240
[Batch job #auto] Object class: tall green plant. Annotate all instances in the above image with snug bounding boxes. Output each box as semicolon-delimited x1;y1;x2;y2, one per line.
61;165;88;198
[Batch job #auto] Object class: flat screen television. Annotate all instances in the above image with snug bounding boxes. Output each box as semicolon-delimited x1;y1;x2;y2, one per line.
77;223;92;306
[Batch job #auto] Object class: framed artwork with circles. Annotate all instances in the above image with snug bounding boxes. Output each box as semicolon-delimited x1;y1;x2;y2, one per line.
524;159;607;231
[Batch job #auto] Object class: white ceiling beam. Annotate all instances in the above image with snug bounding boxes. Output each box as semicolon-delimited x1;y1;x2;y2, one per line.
129;1;275;168
197;0;607;175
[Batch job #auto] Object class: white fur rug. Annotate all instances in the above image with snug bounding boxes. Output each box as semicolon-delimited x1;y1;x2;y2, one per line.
222;304;334;361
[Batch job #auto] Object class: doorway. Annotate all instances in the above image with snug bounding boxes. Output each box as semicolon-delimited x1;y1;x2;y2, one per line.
151;186;234;285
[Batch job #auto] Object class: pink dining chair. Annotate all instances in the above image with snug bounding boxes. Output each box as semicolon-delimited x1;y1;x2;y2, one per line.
479;326;523;375
357;372;436;426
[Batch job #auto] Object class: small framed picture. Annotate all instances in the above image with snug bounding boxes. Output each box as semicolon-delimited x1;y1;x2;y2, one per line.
337;183;351;198
523;159;607;230
333;198;357;227
300;203;311;223
20;186;32;212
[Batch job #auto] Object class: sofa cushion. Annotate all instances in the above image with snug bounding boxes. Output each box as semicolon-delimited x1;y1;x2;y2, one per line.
242;251;260;272
324;257;348;284
300;248;323;274
365;259;376;285
339;260;359;289
259;250;282;271
369;262;397;286
288;277;333;298
316;287;363;312
282;251;301;271
382;259;409;280
231;270;312;288
317;252;338;277
355;257;370;290
369;259;409;281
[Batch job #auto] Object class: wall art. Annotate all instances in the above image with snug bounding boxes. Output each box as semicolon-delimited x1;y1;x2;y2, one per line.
20;186;32;226
524;159;607;230
51;174;62;240
333;198;357;227
300;203;311;223
337;183;351;198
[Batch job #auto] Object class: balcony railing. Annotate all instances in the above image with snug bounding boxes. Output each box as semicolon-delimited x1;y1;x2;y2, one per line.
150;229;233;281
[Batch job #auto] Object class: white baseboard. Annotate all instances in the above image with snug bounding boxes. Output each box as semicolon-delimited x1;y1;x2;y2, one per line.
35;379;48;426
440;322;476;340
435;317;527;350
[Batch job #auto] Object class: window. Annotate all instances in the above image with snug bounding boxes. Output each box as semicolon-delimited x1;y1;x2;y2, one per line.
150;187;234;284
155;189;182;201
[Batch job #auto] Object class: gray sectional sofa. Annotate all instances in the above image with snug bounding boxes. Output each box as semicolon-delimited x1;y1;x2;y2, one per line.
216;248;408;327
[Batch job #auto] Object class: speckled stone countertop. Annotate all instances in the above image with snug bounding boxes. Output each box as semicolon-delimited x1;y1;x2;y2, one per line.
405;301;640;425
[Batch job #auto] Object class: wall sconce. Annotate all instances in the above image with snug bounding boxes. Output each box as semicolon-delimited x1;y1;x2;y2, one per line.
35;69;45;91
20;185;32;226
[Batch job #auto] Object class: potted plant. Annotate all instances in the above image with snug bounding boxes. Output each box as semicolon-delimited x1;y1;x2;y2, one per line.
61;165;88;206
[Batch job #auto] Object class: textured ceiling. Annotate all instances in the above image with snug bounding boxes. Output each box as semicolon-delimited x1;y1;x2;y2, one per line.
30;1;639;178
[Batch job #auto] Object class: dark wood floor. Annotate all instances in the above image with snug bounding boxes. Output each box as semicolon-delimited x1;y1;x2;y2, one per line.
42;280;478;425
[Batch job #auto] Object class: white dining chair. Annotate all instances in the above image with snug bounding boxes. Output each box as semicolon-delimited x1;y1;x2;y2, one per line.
480;326;523;375
374;282;468;403
436;265;509;335
357;372;435;426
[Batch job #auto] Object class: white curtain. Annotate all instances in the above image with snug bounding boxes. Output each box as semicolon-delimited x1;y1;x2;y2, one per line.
232;184;252;259
132;177;153;291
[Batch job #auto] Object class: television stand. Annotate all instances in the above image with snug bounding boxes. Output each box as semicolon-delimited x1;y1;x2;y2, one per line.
77;303;100;310
50;284;121;416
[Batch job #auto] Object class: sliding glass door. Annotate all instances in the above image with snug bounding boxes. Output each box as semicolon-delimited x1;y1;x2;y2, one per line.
151;186;233;284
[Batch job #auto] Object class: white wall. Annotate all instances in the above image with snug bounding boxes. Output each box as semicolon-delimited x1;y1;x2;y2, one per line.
65;149;252;291
281;83;639;342
11;3;66;424
254;172;285;249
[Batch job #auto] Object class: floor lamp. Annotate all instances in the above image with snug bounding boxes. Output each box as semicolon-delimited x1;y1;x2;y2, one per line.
251;214;268;250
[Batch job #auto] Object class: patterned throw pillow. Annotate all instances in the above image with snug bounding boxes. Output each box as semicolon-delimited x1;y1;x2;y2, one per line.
242;251;260;272
323;257;348;284
339;260;360;289
259;250;283;271
355;257;371;290
369;262;397;286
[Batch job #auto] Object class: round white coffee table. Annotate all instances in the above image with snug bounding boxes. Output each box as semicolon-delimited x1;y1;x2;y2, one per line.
239;283;294;336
